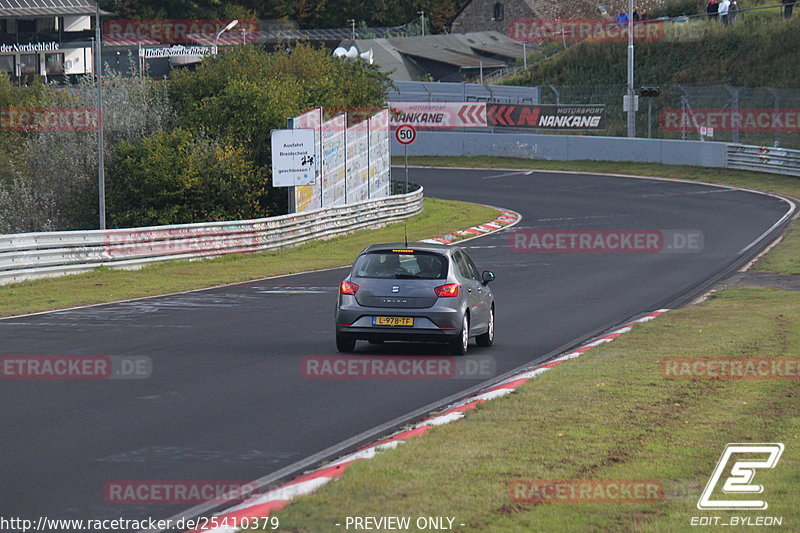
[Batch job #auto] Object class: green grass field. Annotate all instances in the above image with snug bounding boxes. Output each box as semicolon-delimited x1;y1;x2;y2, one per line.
0;198;499;318
261;158;800;532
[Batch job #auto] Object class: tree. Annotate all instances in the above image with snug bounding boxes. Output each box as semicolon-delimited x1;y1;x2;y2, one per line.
168;45;390;214
108;129;271;227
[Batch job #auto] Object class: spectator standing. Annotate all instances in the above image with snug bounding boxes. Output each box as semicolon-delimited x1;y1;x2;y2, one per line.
719;0;730;24
729;0;739;23
616;11;629;26
707;0;719;20
783;0;796;18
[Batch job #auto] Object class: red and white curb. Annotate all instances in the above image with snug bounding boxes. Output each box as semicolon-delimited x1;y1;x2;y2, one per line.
186;309;668;533
419;209;521;244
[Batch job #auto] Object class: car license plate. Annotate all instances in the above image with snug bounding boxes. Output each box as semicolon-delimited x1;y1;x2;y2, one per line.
374;316;414;327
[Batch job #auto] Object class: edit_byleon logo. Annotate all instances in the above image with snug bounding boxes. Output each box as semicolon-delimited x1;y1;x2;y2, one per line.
697;443;784;510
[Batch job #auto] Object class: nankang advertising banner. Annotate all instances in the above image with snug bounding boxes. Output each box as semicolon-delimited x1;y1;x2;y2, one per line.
389;102;487;129
488;104;606;130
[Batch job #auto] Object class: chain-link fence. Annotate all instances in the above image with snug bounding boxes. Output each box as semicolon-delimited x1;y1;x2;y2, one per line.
389;81;800;149
537;84;800;148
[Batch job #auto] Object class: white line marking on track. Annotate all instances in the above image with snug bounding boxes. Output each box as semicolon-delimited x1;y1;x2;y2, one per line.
482;171;529;180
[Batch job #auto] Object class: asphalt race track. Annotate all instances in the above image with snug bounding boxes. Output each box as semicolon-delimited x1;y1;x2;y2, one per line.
0;167;793;527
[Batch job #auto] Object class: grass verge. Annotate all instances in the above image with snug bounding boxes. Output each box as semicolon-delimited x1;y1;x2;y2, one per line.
272;289;799;532
0;198;498;318
261;158;799;532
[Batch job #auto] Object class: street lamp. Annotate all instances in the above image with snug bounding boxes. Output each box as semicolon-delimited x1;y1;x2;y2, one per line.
626;0;635;137
94;2;105;229
215;19;239;48
418;10;425;36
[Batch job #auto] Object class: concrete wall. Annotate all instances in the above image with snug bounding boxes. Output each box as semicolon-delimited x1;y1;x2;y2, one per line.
391;131;729;168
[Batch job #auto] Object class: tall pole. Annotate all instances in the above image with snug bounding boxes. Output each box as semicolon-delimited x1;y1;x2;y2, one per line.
523;42;527;68
418;11;425;36
404;145;409;193
626;0;635;138
95;3;106;229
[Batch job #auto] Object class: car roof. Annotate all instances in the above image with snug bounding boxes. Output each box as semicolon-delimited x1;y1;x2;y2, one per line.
361;242;458;255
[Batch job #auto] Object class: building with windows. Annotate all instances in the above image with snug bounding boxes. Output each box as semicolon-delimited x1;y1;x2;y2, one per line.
0;0;107;82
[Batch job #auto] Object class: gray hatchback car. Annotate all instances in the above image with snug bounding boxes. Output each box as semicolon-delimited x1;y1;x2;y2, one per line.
335;243;495;354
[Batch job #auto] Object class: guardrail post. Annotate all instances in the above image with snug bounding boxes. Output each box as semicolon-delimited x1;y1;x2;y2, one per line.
768;87;782;147
725;85;740;144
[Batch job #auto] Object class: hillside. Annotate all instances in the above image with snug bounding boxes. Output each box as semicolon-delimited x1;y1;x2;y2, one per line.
506;15;800;88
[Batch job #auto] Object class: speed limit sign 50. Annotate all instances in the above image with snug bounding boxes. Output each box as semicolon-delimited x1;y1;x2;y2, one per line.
395;124;417;145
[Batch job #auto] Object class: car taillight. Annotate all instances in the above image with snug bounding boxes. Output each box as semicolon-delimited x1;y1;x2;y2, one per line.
434;283;459;297
340;280;359;295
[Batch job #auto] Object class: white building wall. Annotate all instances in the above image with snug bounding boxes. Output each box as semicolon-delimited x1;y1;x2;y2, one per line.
63;16;92;32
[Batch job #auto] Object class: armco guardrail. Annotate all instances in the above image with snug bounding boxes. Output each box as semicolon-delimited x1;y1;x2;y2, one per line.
0;184;423;286
392;131;729;168
391;131;800;178
727;144;800;177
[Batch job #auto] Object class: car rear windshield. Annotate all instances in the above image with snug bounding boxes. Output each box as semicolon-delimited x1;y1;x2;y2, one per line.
353;251;449;279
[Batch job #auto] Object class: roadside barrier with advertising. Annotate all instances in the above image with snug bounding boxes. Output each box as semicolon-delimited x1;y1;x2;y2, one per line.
290;108;390;213
388;102;606;131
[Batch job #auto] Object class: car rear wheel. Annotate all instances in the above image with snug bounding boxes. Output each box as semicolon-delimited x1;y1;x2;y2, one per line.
449;314;469;355
336;333;356;353
476;307;494;347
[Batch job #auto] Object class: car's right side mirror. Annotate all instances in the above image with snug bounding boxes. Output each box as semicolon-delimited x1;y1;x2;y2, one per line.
481;271;495;284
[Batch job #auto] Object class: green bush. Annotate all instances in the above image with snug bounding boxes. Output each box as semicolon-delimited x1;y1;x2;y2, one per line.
165;44;390;218
108;129;272;228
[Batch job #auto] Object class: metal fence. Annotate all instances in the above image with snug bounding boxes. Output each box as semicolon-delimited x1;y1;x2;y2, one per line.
0;183;423;285
388;81;800;149
727;144;800;177
531;84;800;148
387;81;541;105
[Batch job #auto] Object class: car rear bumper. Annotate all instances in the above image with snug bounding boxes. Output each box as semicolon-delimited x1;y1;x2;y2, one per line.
336;299;463;342
336;328;461;343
